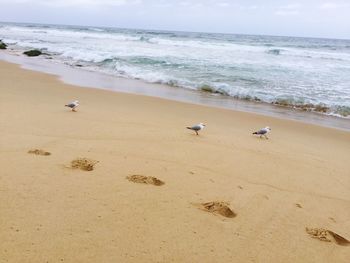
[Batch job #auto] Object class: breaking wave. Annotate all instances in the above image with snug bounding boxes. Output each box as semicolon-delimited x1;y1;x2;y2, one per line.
1;22;350;118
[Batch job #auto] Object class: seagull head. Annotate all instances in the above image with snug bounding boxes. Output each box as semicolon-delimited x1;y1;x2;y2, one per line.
200;123;206;126
265;126;271;131
74;100;79;104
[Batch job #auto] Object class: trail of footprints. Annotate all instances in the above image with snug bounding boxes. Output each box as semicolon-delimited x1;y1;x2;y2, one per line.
28;148;350;245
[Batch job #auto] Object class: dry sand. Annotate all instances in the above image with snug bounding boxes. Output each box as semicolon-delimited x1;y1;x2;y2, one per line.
0;61;350;262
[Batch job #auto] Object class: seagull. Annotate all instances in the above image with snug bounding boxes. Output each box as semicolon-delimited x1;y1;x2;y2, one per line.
253;126;271;139
186;123;206;135
65;100;79;112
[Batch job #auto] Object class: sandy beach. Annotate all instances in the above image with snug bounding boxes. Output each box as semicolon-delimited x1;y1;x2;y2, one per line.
1;60;350;262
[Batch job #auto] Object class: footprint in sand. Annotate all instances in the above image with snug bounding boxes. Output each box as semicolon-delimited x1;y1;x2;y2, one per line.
126;175;165;186
70;158;99;171
196;201;237;218
305;227;350;246
329;217;337;223
28;149;51;156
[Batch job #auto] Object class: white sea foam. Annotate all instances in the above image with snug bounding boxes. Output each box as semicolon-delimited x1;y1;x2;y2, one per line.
1;22;350;117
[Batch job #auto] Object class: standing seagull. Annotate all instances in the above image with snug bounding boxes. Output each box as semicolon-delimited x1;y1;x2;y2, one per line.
253;126;271;139
186;123;206;135
65;100;79;112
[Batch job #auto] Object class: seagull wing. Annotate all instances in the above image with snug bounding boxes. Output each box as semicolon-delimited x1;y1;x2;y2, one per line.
191;125;202;131
256;128;267;135
66;102;77;108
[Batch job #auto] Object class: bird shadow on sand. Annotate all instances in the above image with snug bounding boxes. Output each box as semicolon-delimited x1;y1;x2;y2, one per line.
253;136;270;140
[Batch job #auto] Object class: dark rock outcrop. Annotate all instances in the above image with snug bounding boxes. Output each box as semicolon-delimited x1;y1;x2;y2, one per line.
0;40;7;50
23;49;42;57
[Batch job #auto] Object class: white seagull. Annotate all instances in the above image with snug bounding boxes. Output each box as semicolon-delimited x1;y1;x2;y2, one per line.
65;100;79;112
186;123;206;135
253;126;271;139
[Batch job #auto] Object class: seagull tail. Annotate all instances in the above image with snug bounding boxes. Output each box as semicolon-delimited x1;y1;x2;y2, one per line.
186;127;192;130
252;132;258;135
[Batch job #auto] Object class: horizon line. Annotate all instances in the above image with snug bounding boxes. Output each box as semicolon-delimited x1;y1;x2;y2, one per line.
1;20;350;41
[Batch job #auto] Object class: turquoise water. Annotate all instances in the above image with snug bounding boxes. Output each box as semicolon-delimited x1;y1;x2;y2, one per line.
1;22;350;117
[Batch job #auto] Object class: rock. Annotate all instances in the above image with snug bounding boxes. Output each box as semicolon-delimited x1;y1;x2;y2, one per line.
314;104;329;113
23;49;42;57
0;40;7;50
200;85;214;93
200;85;229;96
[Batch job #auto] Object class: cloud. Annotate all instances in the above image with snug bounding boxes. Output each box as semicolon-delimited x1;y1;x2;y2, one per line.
320;2;339;9
275;3;301;16
275;10;299;16
217;2;230;7
179;1;191;7
320;2;350;9
285;4;301;9
247;5;258;10
1;0;142;7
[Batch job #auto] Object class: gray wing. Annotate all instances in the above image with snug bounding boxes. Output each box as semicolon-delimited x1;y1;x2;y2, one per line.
66;103;77;108
191;125;201;131
256;129;267;135
66;102;78;108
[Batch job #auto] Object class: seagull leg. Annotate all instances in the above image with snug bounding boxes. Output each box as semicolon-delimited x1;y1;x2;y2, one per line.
195;131;198;135
265;135;269;139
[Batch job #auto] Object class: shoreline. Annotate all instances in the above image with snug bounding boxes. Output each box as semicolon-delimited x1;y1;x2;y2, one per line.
1;51;349;131
1;60;350;262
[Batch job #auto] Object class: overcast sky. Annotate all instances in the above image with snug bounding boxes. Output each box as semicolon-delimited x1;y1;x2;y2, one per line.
0;0;349;39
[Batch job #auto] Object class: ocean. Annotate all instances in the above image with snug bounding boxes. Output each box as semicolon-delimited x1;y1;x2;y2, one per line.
1;22;350;118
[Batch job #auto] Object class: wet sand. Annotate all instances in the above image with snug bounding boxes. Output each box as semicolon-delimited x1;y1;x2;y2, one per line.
1;61;350;262
1;52;349;131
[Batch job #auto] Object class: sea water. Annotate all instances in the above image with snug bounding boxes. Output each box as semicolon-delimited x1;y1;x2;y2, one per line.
1;22;349;118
